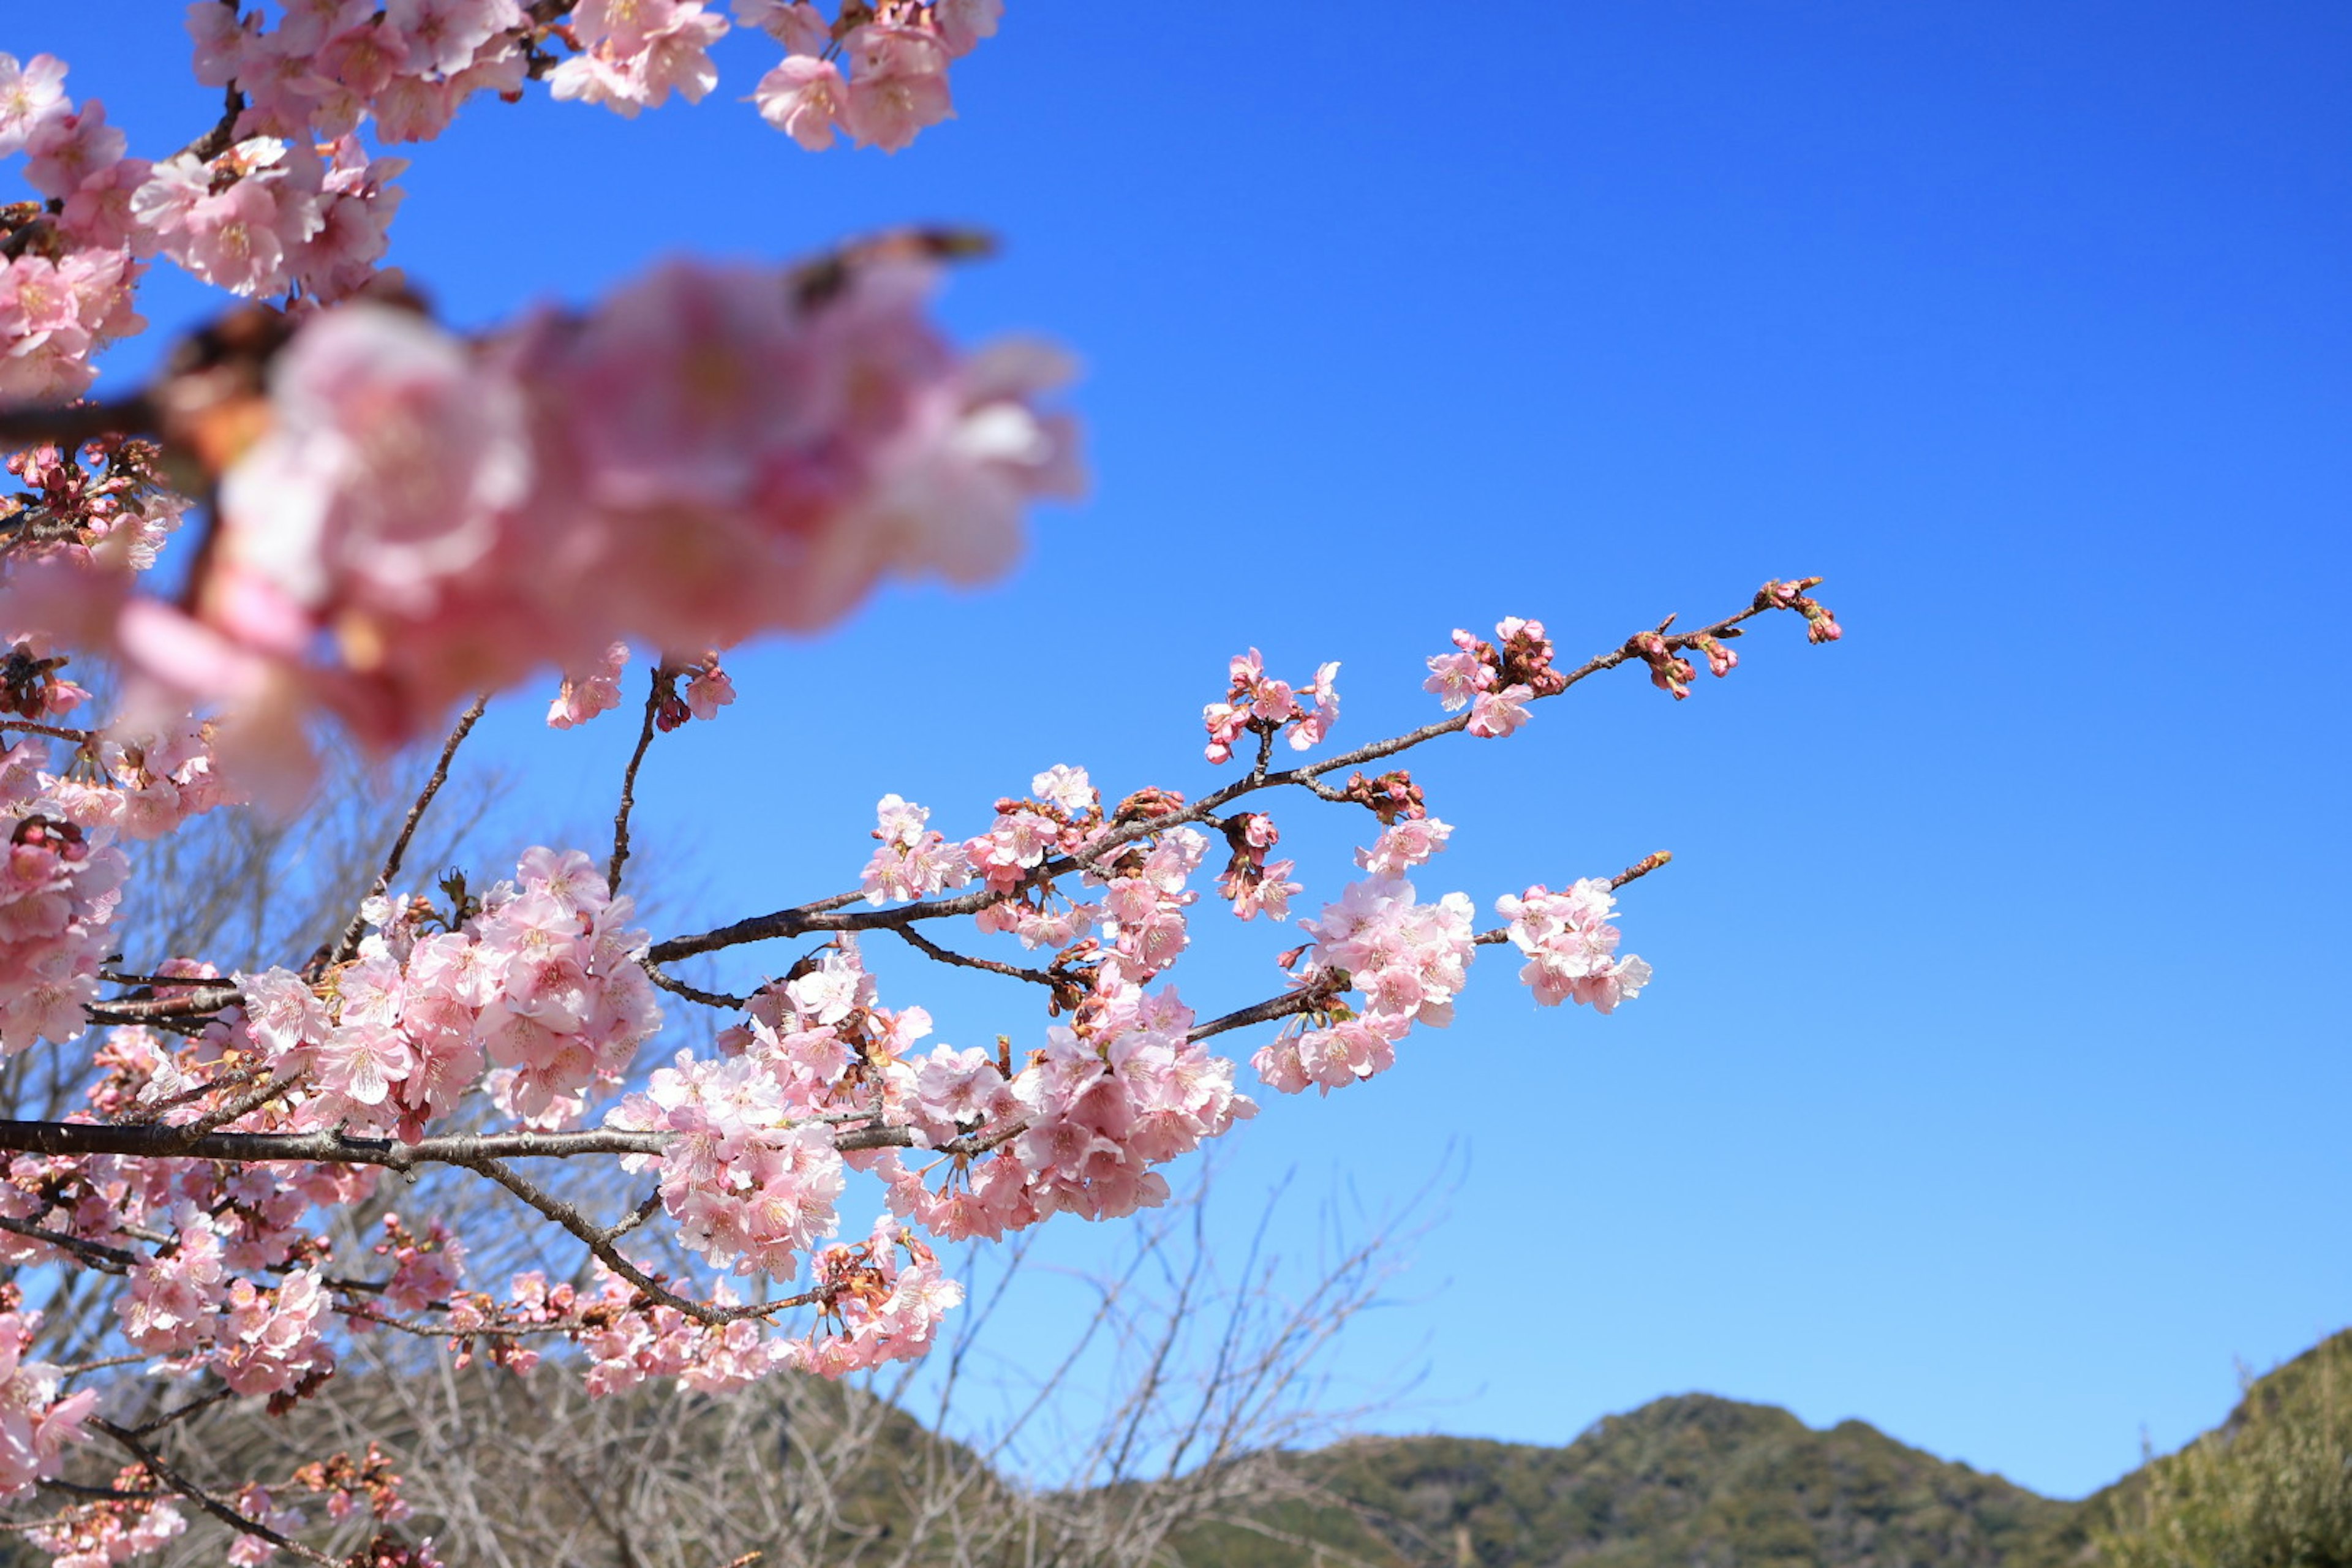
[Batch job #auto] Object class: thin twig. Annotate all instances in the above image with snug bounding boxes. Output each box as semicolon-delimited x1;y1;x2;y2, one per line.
643;963;745;1011
608;663;668;895
892;925;1058;987
324;691;489;969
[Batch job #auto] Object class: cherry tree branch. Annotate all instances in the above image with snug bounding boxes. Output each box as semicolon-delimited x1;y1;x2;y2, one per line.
608;662;671;895
892;925;1059;989
323;691;490;969
92;1421;340;1567
649;591;1795;964
0;396;158;451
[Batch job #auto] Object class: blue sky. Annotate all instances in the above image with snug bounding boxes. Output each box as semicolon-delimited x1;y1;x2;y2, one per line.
21;0;2352;1501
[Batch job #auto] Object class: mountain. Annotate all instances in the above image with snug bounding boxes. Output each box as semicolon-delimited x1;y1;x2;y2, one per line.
1169;1392;2077;1568
1172;1329;2352;1568
17;1329;2348;1565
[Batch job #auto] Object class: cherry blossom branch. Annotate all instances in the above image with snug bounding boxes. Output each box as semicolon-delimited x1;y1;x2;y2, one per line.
1191;848;1675;1040
331;1303;580;1340
0;1215;133;1272
649;589;1806;964
471;1156;824;1327
0;1120;671;1167
1183;989;1333;1045
324;691;490;969
641;963;747;1011
607;663;671;895
0;719;93;745
91;1422;339;1567
892;925;1059;989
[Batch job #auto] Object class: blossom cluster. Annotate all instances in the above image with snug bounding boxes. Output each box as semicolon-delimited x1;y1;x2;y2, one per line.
1254;872;1478;1095
0;0;1011;409
1425;616;1569;738
860;791;976;904
548;644;736;731
785;1215;963;1374
1215;810;1300;921
869;969;1253;1240
0;437;188;576
26;1470;187;1565
241;846;662;1134
744;0;1000;153
1202;647;1340;763
135;132;409;302
0;811;127;1056
41;715;239;841
0;1308;96;1499
116;1207;335;1401
187;0;1001;155
89;261;1079;779
1494;878;1653;1013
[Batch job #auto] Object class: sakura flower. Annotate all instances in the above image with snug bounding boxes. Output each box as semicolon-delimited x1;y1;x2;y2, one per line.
1422;647;1493;711
1355;816;1452;875
0;1311;96;1501
682;654;734;719
734;0;832;55
1466;682;1534;738
0;55;68;157
840;23;954;152
753;55;849;150
23;99;125;202
935;0;1004;57
1031;763;1093;815
549;643;631;729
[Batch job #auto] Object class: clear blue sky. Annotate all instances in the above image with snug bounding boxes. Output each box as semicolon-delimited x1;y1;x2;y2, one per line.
23;1;2351;1501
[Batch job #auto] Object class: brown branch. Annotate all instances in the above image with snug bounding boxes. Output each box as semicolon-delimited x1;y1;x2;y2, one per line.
0;1214;134;1271
127;1387;235;1440
1185;990;1332;1045
643;963;747;1011
607;662;669;895
1610;850;1672;889
0;1121;670;1167
0;395;159;450
99;971;241;992
0;719;94;744
176;81;248;163
92;1420;340;1567
324;691;489;969
470;1156;821;1327
85;991;238;1022
892;925;1058;987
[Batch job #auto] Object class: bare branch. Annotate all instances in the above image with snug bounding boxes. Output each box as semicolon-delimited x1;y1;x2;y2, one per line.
323;690;490;969
608;663;669;896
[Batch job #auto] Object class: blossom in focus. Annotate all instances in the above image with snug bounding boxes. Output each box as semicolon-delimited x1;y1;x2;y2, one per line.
1495;877;1653;1013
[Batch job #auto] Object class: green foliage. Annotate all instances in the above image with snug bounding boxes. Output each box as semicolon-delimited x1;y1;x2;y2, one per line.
2092;1332;2352;1568
1166;1394;2074;1568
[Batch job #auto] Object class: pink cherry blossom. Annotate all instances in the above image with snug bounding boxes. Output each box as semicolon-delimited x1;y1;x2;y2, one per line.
0;55;68;157
0;1310;96;1501
549;642;631;729
1495;878;1653;1013
1466;682;1534;738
